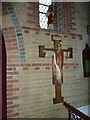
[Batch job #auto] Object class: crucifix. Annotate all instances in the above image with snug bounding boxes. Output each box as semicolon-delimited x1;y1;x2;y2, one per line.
39;35;73;104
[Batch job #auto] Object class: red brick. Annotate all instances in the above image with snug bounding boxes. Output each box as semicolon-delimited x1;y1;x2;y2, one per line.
64;66;69;69
7;80;19;83
6;47;18;51
64;35;68;37
20;63;31;66
33;11;39;14
12;51;19;54
12;43;18;47
73;66;76;68
32;63;42;66
69;22;76;25
8;55;19;59
7;71;19;75
7;68;12;71
7;96;19;100
79;38;82;40
7;72;12;75
32;28;40;31
7;88;19;92
2;6;7;9
70;17;75;20
69;28;76;30
70;34;76;36
2;12;8;15
7;64;19;67
35;32;39;34
7;110;13;114
7;93;13;96
11;35;16;38
5;31;15;35
45;33;50;36
2;27;8;31
7;101;13;105
7;104;19;109
9;27;14;30
9;31;16;35
7;112;19;118
13;68;16;71
23;67;28;70
7;50;13;55
5;39;17;43
7;76;13;79
22;26;31;30
35;67;40;70
7;84;13;88
43;63;51;66
6;42;12;46
78;34;82;37
28;13;32;16
24;30;29;33
13;71;19;74
45;67;50;70
72;36;75;39
4;35;10;39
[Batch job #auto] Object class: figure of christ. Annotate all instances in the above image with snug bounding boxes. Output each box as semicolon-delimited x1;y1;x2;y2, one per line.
54;43;63;84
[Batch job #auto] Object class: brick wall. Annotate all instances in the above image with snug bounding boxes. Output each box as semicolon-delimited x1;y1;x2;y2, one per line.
2;2;89;118
54;2;76;34
54;2;88;36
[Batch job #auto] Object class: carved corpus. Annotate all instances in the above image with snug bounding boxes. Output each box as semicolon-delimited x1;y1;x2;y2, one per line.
39;35;73;104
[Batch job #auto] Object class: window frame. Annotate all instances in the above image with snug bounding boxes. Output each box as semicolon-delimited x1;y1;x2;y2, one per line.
39;1;51;29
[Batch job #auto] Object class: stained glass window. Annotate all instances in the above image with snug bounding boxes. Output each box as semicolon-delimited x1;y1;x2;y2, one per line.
39;0;51;29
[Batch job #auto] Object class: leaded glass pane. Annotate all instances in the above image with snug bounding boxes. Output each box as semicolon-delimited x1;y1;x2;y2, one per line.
39;0;51;29
39;0;51;5
39;13;48;29
39;5;48;13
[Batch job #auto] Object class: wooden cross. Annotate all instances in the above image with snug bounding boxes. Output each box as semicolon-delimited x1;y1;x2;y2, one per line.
39;35;73;104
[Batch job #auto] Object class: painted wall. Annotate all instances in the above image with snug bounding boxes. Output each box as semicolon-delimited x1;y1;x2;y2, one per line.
2;2;89;118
